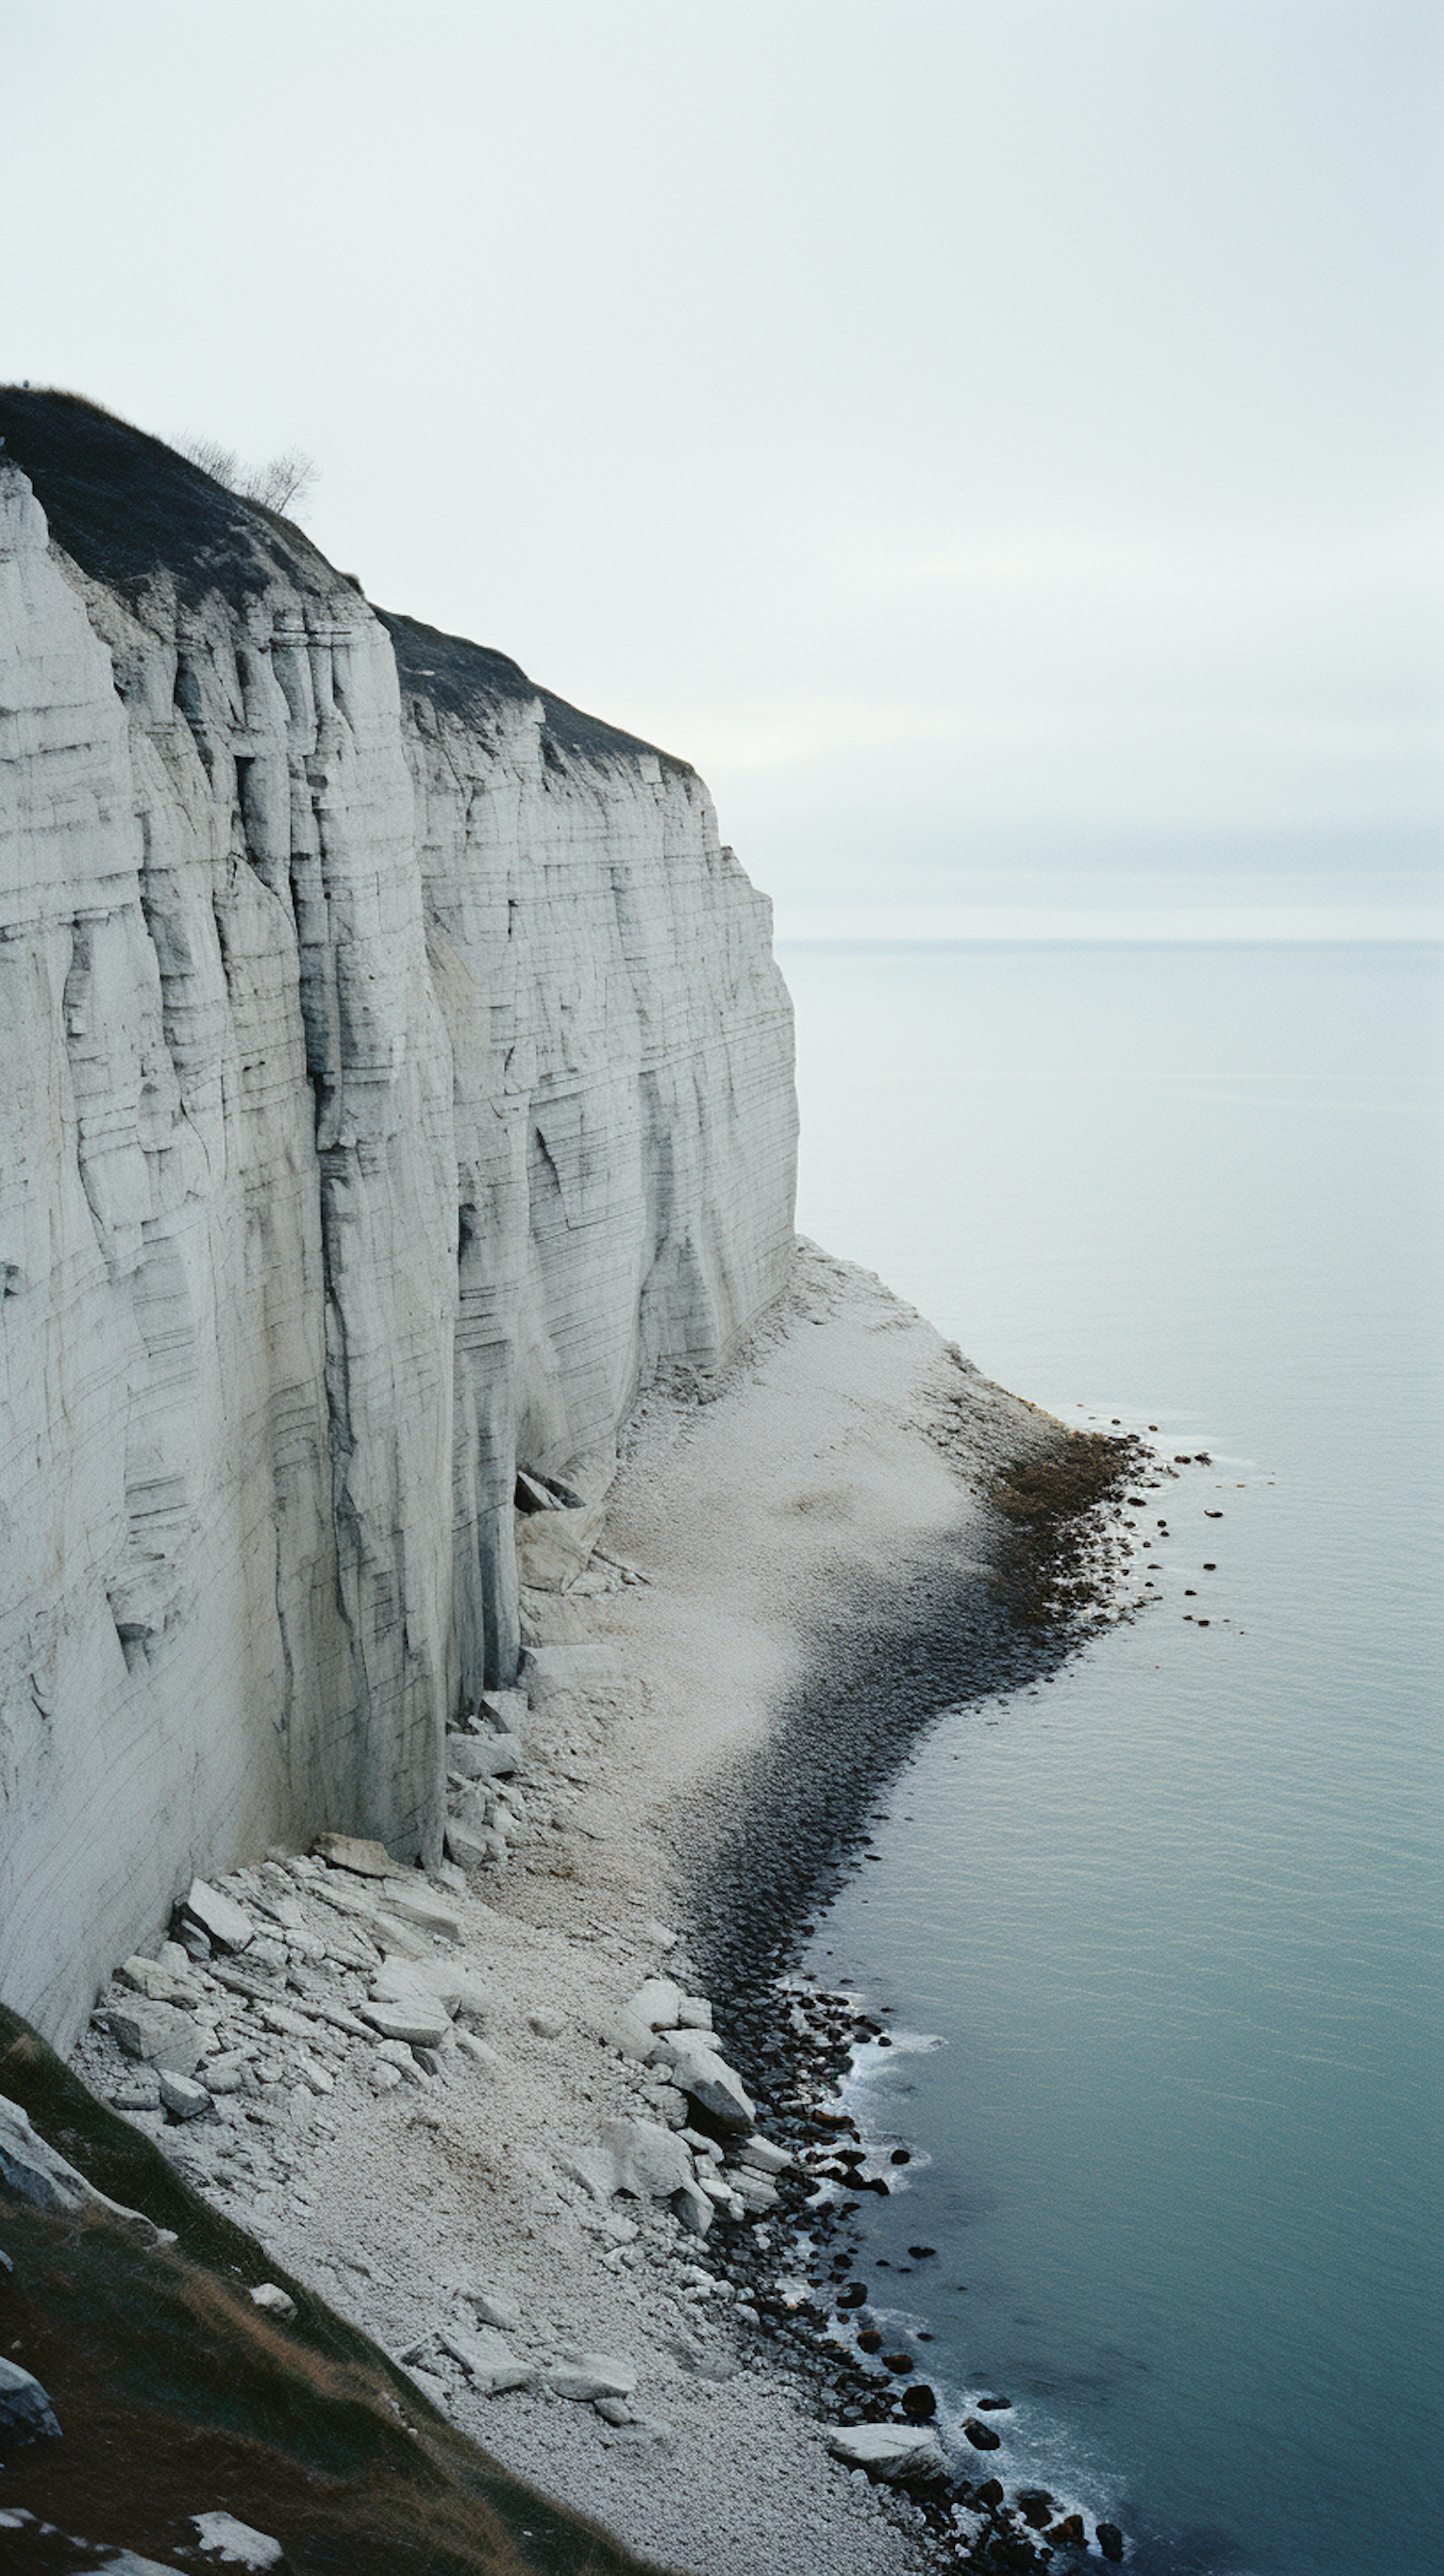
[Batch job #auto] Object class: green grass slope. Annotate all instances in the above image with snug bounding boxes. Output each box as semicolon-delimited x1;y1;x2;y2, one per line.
0;2009;673;2576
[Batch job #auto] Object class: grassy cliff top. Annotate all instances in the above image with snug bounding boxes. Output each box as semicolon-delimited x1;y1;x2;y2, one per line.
0;387;691;779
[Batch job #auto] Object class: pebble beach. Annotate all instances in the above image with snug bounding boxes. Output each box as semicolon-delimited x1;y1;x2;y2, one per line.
70;1246;1136;2575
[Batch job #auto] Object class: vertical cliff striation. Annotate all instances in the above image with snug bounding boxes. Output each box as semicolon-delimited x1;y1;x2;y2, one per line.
0;393;796;2045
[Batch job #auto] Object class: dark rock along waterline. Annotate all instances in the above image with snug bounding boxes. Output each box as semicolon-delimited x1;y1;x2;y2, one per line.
678;1429;1151;2568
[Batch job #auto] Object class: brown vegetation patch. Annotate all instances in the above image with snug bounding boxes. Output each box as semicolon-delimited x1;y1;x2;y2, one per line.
990;1429;1143;1632
0;2010;670;2576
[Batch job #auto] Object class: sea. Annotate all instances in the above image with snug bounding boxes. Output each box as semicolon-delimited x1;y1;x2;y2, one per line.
777;939;1443;2576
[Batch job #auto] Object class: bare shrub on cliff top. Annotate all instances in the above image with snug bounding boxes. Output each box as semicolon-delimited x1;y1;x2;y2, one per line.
175;432;320;522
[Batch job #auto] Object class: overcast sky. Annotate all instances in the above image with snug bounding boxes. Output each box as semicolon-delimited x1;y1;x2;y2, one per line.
5;0;1439;929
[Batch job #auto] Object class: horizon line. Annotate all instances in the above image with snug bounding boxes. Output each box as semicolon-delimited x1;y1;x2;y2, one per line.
772;903;1444;947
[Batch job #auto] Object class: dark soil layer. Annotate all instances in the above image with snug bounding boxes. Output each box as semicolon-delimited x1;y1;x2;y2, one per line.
377;608;691;779
0;387;687;778
0;2014;671;2576
0;387;338;613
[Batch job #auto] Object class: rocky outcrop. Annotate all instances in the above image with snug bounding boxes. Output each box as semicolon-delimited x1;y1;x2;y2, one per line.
0;392;796;2046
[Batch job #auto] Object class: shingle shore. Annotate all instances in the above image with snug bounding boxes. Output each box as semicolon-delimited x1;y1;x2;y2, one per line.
70;1247;1138;2575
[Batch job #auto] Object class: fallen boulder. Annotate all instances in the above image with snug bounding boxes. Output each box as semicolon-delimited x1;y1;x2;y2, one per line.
728;2168;779;2213
454;2031;503;2073
655;2031;754;2131
0;2096;172;2245
564;2118;712;2234
374;2041;425;2084
179;1879;255;1953
249;2283;297;2321
157;2070;212;2122
691;2168;744;2221
514;1498;605;1591
102;2000;203;2074
439;2326;534;2394
548;2351;636;2403
378;1882;462;1941
308;1874;380;1919
478;1687;529;1734
200;2051;251;2096
312;1833;395;1879
114;1953;202;2007
448;1783;496;1833
598;2117;692;2199
370;1958;492;2022
447;1732;525;1782
520;1643;623;1701
256;2004;315;2044
826;2422;944;2483
192;2513;284;2568
248;1886;306;1932
445;1819;503;1872
595;2007;657;2063
465;2286;523;2332
370;1913;429;1961
735;2134;790;2175
625;1977;683;2030
0;2357;61;2443
361;1997;451;2049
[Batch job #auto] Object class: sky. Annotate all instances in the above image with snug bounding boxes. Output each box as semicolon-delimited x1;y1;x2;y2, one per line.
5;0;1440;935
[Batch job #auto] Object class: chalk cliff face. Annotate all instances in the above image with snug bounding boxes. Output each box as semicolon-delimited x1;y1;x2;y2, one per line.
0;395;796;2045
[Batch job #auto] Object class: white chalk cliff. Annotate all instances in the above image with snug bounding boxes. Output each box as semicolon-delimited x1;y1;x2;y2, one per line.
0;395;796;2045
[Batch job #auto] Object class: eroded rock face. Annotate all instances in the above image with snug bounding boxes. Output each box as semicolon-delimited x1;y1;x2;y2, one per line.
0;396;796;2047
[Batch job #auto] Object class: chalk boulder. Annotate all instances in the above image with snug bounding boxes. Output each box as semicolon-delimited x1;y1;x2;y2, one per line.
0;2095;172;2244
548;2352;637;2403
0;2357;61;2443
626;1978;683;2030
158;2070;212;2121
115;1954;203;2007
362;1997;451;2049
656;2031;755;2131
193;2513;285;2568
440;2326;534;2394
104;2001;204;2074
179;1880;255;1953
378;1882;463;1942
465;2286;523;2332
447;1733;525;1782
314;1836;397;1880
827;2423;945;2482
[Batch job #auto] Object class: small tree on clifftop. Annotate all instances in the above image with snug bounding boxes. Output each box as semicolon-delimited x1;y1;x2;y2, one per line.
175;434;320;522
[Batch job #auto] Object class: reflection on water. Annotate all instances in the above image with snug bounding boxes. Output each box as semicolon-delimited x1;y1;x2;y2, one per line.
783;942;1444;2576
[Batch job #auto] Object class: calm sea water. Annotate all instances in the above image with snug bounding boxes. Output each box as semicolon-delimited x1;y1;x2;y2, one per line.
779;941;1444;2576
